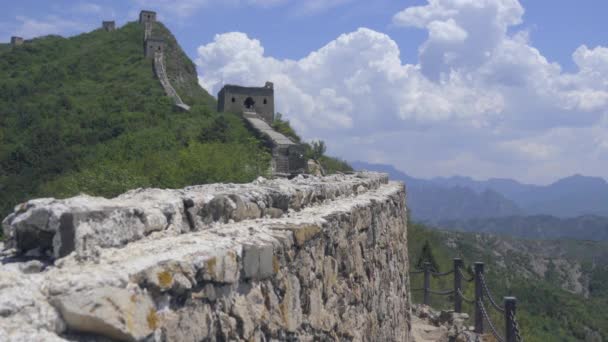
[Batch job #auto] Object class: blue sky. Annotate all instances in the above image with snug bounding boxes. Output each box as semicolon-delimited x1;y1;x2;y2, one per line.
2;1;608;184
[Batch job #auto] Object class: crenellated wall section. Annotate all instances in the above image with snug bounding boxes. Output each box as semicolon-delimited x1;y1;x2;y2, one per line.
0;172;412;341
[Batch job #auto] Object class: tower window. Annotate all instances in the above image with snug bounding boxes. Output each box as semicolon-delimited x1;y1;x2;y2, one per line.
263;98;267;105
231;97;235;103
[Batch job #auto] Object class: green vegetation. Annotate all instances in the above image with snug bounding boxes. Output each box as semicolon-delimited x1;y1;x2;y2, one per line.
0;43;10;54
409;223;608;341
0;22;271;221
272;114;352;174
0;21;353;231
272;112;301;143
415;240;439;272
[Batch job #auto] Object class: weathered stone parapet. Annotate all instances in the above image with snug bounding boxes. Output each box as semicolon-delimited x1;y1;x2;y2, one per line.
0;173;411;341
3;173;388;260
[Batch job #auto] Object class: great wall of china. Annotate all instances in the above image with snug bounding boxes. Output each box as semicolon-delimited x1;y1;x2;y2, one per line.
1;11;415;342
1;9;535;341
139;11;191;112
0;172;412;341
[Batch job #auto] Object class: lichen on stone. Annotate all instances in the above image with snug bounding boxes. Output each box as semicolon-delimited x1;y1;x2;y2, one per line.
157;270;173;289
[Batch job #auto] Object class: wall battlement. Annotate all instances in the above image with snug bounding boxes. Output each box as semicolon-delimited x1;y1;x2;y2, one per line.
0;172;411;341
10;36;23;46
139;10;157;24
102;21;115;31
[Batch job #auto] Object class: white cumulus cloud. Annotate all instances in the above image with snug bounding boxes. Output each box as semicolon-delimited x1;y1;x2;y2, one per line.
196;0;608;182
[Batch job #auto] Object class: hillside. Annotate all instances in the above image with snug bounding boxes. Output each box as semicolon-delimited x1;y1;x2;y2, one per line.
409;223;608;341
0;21;353;225
438;215;608;241
0;22;274;220
0;43;9;54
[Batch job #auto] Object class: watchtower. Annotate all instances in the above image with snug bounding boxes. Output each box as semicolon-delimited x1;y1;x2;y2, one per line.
10;36;24;46
102;21;116;32
144;38;165;58
217;82;275;123
139;10;157;24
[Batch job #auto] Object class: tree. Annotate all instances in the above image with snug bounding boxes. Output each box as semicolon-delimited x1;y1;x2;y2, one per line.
416;240;439;272
310;140;326;161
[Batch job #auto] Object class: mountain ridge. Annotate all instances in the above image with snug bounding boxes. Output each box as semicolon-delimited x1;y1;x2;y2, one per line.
352;160;608;219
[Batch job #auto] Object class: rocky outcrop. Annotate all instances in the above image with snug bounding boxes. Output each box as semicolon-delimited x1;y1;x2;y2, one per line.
410;304;477;342
0;172;411;341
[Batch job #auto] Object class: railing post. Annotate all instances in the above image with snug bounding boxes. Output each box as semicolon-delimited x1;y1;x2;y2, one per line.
423;262;431;305
505;297;517;342
454;258;463;313
474;262;484;334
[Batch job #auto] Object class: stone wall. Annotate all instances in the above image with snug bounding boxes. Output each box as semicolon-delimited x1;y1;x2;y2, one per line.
102;21;116;32
10;36;24;46
153;49;190;111
143;20;190;111
0;172;412;341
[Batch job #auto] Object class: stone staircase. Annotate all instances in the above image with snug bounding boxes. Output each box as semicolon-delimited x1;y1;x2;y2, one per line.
242;111;300;176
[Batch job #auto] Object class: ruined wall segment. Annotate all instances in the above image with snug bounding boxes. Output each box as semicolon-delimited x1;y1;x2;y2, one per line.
0;173;412;341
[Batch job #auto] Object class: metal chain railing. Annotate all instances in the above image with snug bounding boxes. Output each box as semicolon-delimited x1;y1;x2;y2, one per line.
428;289;454;295
459;267;475;282
480;273;505;313
430;269;454;277
410;259;524;341
509;306;524;342
457;288;475;304
478;299;504;342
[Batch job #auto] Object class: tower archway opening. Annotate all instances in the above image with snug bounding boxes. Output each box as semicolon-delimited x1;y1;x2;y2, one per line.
244;97;255;109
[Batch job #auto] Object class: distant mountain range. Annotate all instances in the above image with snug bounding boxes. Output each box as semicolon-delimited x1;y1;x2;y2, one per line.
351;161;608;220
437;215;608;241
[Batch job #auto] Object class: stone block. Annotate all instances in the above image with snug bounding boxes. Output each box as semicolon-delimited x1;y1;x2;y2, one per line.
52;286;156;342
202;251;239;284
242;243;274;280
